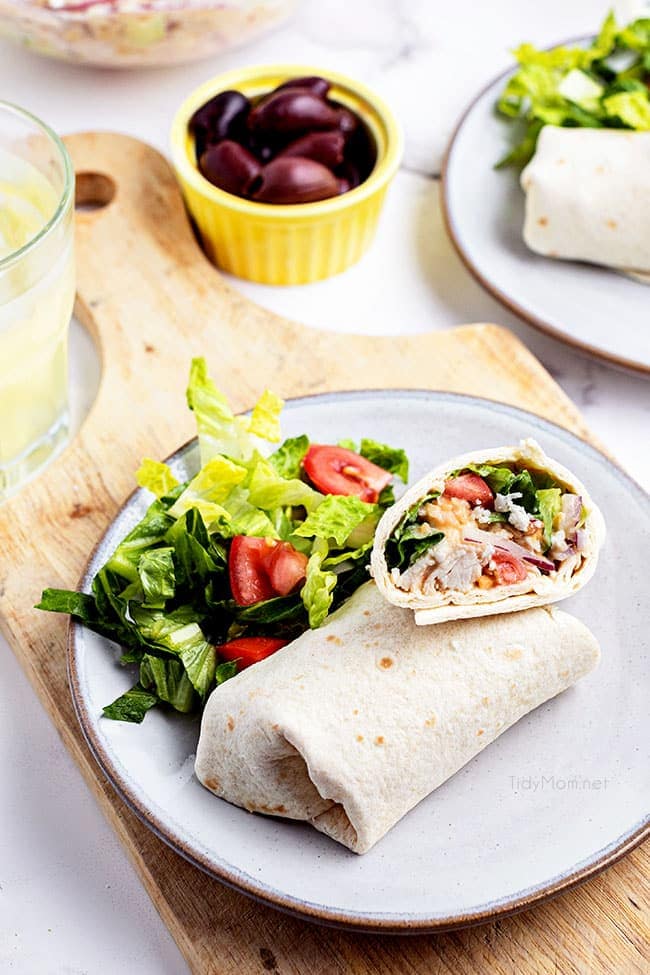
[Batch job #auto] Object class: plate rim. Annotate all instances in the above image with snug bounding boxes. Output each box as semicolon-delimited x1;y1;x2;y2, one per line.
67;388;650;933
440;38;650;378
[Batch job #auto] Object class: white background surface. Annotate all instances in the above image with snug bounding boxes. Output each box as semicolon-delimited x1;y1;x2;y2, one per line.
0;1;649;971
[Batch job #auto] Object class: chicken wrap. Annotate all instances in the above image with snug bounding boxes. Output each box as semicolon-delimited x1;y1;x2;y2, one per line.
195;582;600;854
520;126;650;278
370;439;605;625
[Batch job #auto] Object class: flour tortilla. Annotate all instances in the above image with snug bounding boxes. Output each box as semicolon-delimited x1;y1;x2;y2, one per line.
195;582;600;854
370;438;605;625
520;126;650;280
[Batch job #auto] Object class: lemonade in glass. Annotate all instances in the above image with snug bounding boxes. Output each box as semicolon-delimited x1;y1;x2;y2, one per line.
0;102;75;499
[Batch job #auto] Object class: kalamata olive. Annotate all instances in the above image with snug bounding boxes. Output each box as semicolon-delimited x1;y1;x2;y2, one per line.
335;107;358;135
252;156;340;204
277;130;345;169
241;131;278;162
344;121;377;180
335;160;362;190
199;141;262;197
275;75;331;99
248;89;340;135
190;90;250;156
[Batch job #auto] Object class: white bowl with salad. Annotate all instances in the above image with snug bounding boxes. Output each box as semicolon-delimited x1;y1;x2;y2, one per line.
0;0;298;68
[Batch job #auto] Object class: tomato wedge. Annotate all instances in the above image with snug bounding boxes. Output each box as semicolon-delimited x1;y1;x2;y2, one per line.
266;541;309;597
218;636;288;669
492;549;528;585
444;473;493;506
228;535;308;606
228;536;276;606
302;444;392;503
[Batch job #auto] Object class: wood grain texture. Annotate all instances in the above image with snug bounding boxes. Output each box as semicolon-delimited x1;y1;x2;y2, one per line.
0;132;646;975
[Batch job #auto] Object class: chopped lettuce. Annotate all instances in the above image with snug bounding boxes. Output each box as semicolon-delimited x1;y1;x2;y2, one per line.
168;456;247;518
385;492;443;571
247;390;284;442
136;459;179;499
337;438;409;483
137;547;176;607
102;684;159;724
140;655;195;713
603;89;650;128
496;11;650;167
247;456;322;512
38;359;410;722
103;498;175;584
293;495;377;547
300;538;337;628
186;357;250;464
359;438;409;483
268;434;310;479
537;488;562;545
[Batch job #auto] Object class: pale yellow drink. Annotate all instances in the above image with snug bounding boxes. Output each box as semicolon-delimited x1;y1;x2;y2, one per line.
0;106;75;499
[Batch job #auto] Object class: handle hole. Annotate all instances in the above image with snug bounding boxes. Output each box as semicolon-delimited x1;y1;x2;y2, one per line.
75;172;116;212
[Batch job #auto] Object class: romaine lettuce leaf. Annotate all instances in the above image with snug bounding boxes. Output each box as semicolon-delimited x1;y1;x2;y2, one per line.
537;488;562;545
168;456;247;519
129;604;216;700
247;456;322;512
293;495;377;547
384;492;441;571
247;389;284;442
604;89;650;128
137;547;175;607
136;458;179;499
300;538;337;628
140;655;195;713
268;434;310;480
103;499;175;584
359;438;409;483
219;486;278;537
215;660;238;685
186;357;254;463
166;508;224;588
102;684;159;723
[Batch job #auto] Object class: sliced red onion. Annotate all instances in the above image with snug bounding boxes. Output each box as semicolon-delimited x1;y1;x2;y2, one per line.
561;494;582;532
554;544;575;562
464;527;555;573
575;528;589;552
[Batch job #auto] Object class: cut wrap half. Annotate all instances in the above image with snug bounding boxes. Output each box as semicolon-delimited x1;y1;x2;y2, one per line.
370;438;605;625
195;582;600;854
520;126;650;281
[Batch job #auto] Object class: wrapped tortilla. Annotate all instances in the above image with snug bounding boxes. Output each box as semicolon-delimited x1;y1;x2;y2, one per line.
195;583;600;854
370;438;605;625
520;126;650;278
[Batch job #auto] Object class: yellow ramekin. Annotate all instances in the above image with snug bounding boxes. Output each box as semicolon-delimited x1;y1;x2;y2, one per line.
170;64;403;285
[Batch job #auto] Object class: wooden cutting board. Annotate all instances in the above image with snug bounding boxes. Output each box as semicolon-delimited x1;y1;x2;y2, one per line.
0;132;646;975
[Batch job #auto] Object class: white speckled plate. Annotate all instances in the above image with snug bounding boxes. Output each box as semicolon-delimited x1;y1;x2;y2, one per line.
441;48;650;376
68;391;649;931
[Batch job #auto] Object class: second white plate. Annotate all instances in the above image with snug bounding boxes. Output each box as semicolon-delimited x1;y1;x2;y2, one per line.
442;57;650;375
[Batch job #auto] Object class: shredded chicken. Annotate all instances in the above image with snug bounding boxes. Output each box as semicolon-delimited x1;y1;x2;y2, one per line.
421;541;485;594
394;538;494;594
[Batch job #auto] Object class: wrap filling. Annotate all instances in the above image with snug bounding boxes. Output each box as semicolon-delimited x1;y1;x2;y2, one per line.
385;462;588;596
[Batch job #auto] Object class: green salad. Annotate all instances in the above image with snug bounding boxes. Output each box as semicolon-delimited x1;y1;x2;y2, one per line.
496;11;650;168
38;359;408;723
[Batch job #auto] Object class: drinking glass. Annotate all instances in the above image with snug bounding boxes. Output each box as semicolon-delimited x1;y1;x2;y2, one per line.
0;101;75;499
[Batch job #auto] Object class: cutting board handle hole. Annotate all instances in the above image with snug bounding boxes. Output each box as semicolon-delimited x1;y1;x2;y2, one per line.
75;172;116;212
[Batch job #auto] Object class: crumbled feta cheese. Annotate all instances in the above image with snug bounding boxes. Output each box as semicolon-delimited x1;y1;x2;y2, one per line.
550;529;568;558
474;506;492;525
494;492;531;532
